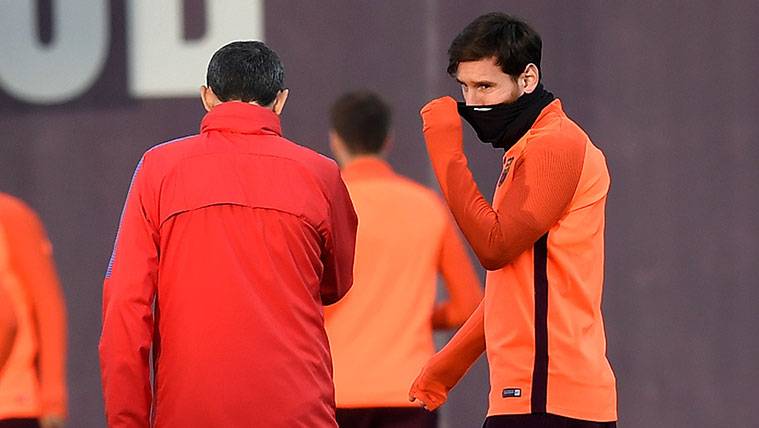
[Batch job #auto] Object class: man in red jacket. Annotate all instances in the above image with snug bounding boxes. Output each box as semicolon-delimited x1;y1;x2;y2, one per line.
99;41;358;428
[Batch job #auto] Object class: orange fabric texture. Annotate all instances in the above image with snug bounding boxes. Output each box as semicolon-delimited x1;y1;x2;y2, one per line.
421;97;616;422
324;157;481;408
0;284;15;372
0;194;67;420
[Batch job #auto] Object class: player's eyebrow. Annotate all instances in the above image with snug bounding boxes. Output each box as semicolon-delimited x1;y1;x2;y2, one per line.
456;78;497;87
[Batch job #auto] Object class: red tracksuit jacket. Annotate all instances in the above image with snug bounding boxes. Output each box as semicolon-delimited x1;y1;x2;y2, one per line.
99;102;358;428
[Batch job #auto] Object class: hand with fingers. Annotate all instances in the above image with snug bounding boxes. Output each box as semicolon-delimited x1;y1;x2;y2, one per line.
408;360;453;411
409;301;486;411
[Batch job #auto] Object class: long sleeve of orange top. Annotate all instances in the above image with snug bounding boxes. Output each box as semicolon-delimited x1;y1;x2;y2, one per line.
420;97;584;271
0;285;16;372
431;220;483;329
99;156;159;428
0;196;68;418
410;300;485;410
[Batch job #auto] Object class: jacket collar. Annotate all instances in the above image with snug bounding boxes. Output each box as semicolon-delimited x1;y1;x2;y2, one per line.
533;98;563;127
503;99;565;161
200;101;282;136
341;156;395;181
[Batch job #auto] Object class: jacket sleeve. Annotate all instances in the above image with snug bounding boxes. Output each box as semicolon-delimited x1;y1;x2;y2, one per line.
1;197;68;418
99;156;159;428
432;218;483;329
421;96;585;270
319;166;358;305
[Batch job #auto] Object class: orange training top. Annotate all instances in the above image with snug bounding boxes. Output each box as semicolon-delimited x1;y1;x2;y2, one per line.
324;157;482;408
0;194;67;420
422;97;616;422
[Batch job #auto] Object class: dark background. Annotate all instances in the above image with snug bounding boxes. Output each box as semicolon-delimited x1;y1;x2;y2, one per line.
1;1;757;427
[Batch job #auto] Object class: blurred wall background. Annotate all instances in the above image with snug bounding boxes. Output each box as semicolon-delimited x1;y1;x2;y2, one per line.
1;1;757;427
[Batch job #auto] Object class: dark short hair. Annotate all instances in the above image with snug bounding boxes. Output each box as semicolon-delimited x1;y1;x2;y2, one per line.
206;41;284;105
447;13;542;78
330;91;391;155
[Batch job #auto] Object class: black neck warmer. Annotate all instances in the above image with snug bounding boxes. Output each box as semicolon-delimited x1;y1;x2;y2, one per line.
457;84;555;150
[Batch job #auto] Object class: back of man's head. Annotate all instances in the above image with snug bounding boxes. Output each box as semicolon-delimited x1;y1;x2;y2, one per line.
448;13;542;78
206;41;284;106
329;91;391;156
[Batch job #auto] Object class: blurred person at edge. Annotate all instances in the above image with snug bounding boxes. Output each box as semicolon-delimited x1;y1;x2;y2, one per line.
325;91;482;428
99;41;357;428
408;13;617;428
0;194;68;428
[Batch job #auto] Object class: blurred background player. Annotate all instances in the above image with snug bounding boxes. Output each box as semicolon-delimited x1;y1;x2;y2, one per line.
0;194;68;428
0;284;17;373
99;41;357;428
409;13;617;428
325;91;483;428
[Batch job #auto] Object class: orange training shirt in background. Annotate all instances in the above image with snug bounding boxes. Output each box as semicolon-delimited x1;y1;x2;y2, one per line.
324;157;482;408
0;194;68;421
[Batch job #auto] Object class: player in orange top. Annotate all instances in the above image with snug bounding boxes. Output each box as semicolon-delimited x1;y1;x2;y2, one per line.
324;91;483;428
0;284;16;372
0;194;67;428
408;13;617;428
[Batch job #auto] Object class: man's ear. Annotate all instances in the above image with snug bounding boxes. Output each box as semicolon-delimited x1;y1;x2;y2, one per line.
200;85;221;111
381;133;393;158
272;89;290;115
521;63;540;94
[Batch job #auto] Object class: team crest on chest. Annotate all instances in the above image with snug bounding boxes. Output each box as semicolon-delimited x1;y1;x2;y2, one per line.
498;157;515;187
